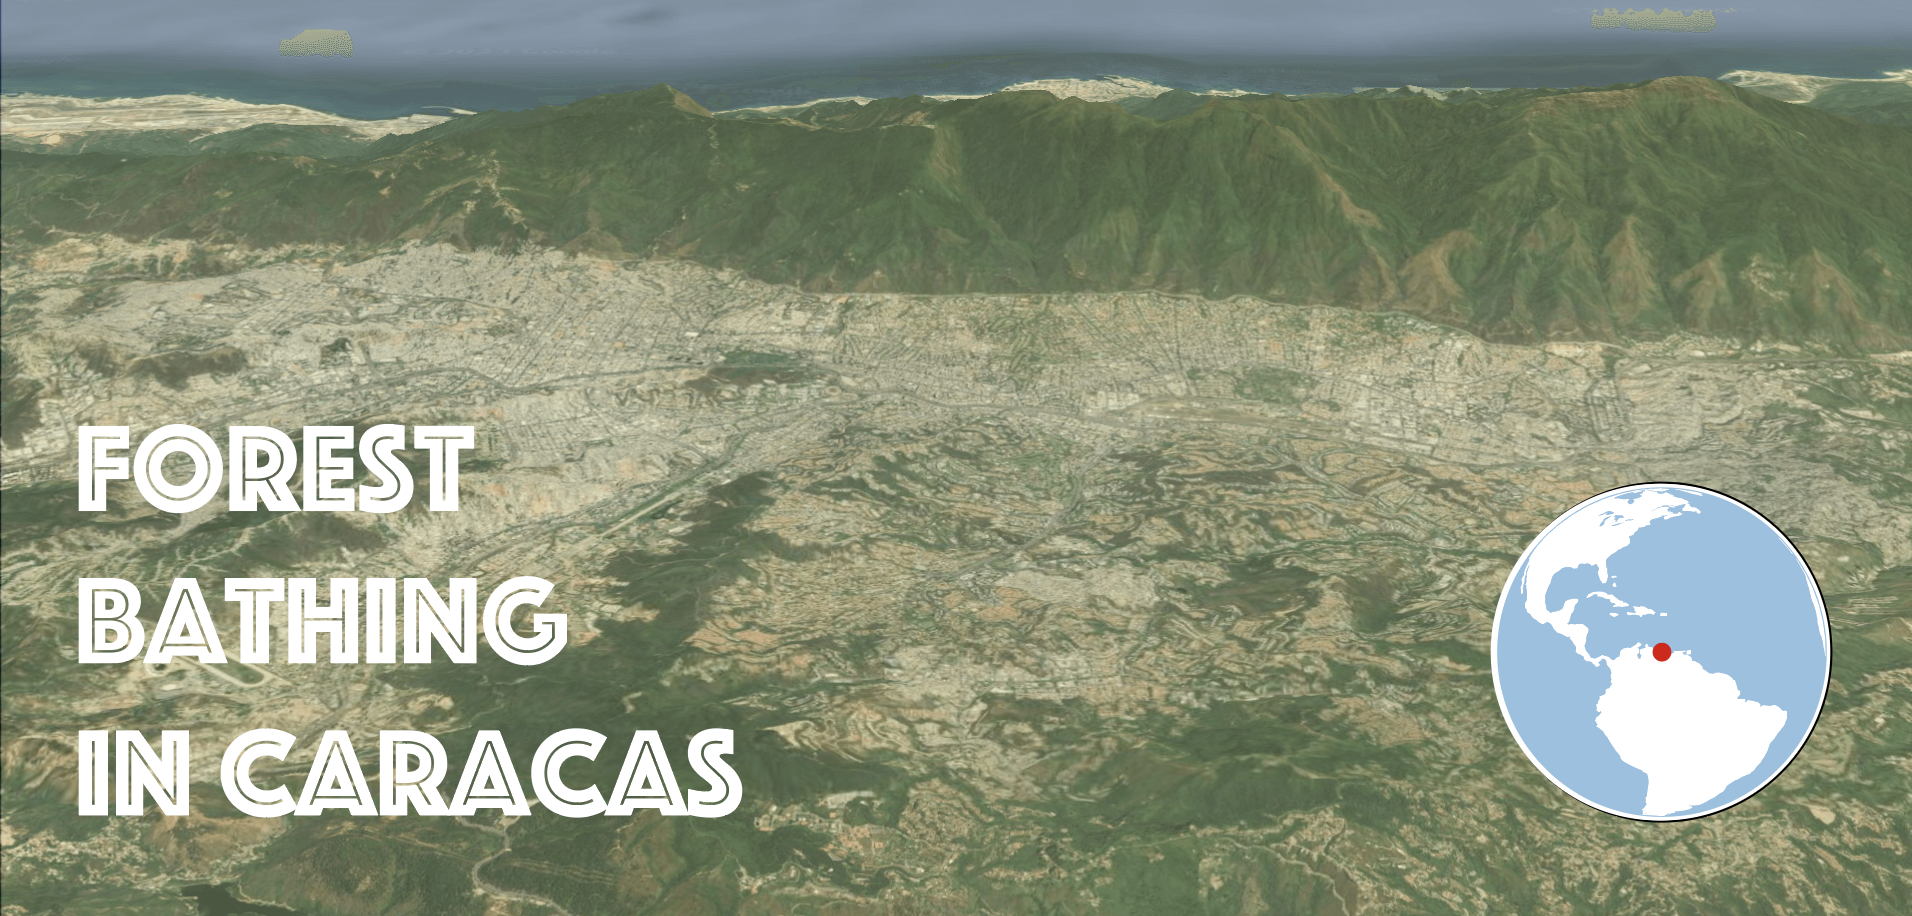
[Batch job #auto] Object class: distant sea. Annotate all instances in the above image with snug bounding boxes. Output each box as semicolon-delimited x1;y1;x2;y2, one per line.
3;47;1906;120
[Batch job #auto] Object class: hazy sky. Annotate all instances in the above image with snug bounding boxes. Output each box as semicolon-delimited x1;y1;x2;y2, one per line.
4;1;1909;71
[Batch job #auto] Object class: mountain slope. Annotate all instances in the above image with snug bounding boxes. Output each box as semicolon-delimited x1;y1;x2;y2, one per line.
5;78;1910;349
1720;69;1912;129
0;122;378;159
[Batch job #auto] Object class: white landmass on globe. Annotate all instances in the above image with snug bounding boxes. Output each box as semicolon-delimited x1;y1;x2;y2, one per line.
1521;489;1697;663
1596;645;1787;816
1515;486;1790;815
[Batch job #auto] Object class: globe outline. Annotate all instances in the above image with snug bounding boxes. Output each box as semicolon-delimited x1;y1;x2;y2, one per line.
1490;481;1832;822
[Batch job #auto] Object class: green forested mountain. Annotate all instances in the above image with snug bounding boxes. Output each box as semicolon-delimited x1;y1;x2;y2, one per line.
1804;78;1912;129
0;122;376;160
6;77;1910;349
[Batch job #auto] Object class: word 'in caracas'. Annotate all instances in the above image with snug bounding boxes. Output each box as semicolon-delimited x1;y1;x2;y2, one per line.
79;728;740;818
80;577;565;666
79;424;475;513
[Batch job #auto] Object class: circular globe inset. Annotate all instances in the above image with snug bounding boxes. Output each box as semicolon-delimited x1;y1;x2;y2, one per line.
1491;483;1830;821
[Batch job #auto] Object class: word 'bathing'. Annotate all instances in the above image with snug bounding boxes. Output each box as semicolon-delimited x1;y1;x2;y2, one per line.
81;576;565;666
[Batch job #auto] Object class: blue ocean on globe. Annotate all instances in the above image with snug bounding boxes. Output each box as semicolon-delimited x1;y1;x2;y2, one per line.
1493;484;1830;819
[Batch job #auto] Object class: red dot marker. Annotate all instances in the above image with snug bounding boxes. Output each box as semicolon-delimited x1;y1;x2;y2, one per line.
1653;643;1672;662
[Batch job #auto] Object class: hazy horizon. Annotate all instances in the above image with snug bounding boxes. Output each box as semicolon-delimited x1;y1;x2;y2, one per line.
5;0;1909;77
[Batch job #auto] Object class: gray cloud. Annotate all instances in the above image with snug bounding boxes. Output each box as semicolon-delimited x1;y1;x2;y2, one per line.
610;7;676;26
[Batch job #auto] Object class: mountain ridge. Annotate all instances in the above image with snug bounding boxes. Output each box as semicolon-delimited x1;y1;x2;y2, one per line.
5;76;1909;350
